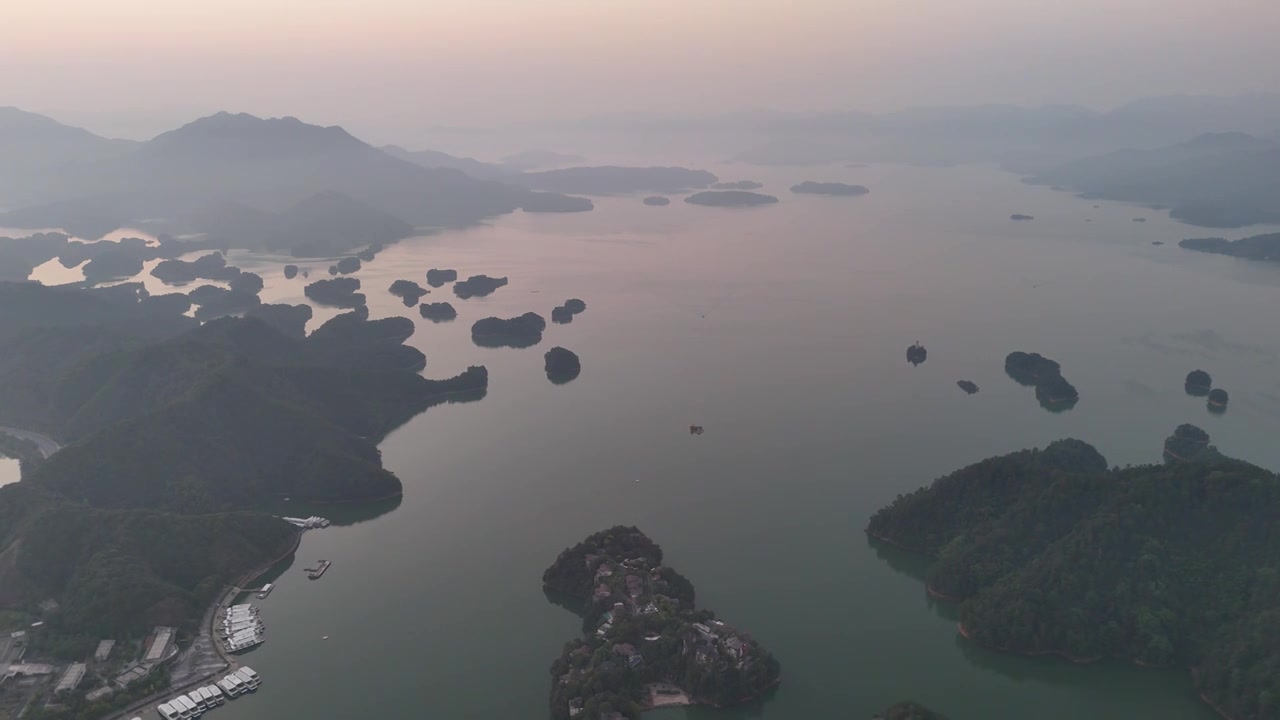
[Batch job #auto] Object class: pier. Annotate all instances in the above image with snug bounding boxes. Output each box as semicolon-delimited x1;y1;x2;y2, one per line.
305;560;332;580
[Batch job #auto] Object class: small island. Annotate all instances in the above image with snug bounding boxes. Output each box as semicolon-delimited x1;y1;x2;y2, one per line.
454;274;509;299
471;312;546;348
1005;351;1079;411
284;264;299;279
334;256;362;274
1184;369;1213;396
1010;214;1035;221
545;347;582;384
1004;351;1061;386
418;302;457;323
684;191;778;208
552;298;588;324
790;181;869;197
643;196;671;206
711;181;763;190
389;279;429;306
426;268;458;287
906;343;927;366
544;527;781;720
1207;388;1229;413
304;277;366;308
957;380;979;395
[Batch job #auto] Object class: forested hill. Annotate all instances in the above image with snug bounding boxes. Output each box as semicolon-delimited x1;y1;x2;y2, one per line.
0;483;297;639
21;309;487;511
867;432;1280;720
0;280;489;643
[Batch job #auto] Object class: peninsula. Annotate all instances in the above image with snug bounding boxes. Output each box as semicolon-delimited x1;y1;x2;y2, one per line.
1179;232;1280;262
544;527;781;720
866;432;1280;720
0;280;489;668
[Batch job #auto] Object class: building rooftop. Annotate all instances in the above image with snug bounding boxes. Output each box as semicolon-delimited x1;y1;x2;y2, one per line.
54;662;87;693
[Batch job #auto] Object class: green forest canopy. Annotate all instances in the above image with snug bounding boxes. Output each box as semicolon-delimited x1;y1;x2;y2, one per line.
867;432;1280;720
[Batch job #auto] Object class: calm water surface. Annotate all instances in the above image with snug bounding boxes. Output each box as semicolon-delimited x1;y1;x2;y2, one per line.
123;164;1280;720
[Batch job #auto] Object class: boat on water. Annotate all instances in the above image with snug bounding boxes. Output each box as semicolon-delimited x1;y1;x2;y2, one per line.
306;560;332;580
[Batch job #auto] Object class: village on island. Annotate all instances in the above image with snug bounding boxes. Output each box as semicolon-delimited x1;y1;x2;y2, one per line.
544;527;781;720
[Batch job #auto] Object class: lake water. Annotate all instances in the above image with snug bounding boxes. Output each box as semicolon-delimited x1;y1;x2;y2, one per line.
114;163;1280;720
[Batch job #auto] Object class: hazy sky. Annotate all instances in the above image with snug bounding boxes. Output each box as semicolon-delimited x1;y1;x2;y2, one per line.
3;0;1278;142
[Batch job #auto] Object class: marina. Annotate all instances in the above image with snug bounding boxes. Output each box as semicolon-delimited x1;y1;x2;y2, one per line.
304;560;331;580
157;667;258;719
218;605;265;654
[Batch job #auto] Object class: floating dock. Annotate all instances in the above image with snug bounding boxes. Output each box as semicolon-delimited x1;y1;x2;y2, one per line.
219;604;265;653
305;560;331;580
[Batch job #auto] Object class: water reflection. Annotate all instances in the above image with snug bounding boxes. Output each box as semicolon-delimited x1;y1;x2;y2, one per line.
866;535;932;584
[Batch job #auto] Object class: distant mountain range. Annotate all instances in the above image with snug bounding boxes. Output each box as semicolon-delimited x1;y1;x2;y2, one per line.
380;144;514;180
724;93;1280;172
0;106;136;200
0;109;592;251
1030;132;1280;227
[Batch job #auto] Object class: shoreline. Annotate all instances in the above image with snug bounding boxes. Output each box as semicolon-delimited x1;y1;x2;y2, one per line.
864;528;931;556
105;527;302;720
955;622;1103;665
310;488;403;506
644;675;783;712
213;526;303;665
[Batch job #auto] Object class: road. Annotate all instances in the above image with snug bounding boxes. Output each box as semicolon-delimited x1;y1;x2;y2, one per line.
0;426;62;459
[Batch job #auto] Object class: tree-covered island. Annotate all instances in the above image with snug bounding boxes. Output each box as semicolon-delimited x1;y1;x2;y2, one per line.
544;527;780;719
